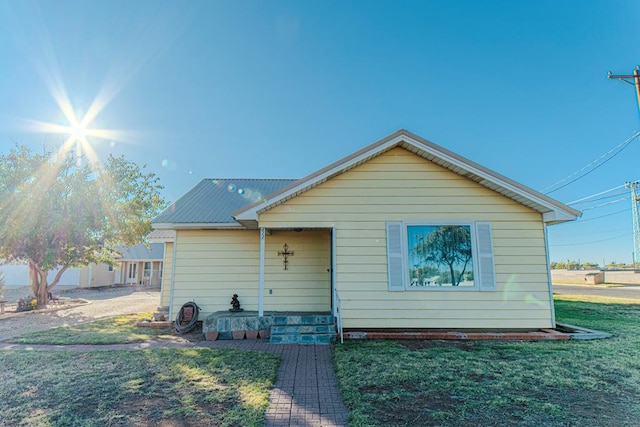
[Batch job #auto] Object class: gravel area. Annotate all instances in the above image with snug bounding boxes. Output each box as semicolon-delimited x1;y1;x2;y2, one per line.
0;286;160;341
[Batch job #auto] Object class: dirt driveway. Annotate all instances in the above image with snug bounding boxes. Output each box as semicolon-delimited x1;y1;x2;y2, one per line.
0;287;160;341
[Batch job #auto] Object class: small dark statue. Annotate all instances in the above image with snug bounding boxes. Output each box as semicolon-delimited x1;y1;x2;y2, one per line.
229;294;243;312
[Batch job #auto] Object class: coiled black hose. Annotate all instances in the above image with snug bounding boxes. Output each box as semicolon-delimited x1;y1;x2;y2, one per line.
174;301;200;334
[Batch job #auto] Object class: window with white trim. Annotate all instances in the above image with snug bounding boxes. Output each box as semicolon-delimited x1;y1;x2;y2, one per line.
386;221;496;291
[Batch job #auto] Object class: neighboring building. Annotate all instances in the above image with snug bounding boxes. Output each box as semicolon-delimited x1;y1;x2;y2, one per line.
152;130;580;329
77;263;115;288
115;243;164;287
1;243;164;289
0;264;80;287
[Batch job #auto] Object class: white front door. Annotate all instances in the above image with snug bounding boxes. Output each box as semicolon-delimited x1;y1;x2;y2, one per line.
127;263;138;285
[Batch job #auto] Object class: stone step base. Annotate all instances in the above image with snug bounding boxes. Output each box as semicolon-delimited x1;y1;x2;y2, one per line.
270;314;336;345
272;314;334;326
270;333;335;344
271;324;335;334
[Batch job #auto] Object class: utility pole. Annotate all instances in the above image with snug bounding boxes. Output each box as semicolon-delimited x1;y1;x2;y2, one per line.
608;66;640;109
625;181;640;271
609;68;640;270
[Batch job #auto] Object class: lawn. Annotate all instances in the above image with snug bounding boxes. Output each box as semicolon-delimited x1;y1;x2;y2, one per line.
334;295;640;426
0;314;279;426
4;295;640;426
6;313;177;345
0;347;278;426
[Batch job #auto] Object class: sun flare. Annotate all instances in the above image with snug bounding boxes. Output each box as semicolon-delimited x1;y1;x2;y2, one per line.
20;89;132;166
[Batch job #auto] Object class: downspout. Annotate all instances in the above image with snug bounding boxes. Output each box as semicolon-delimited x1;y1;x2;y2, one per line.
544;224;556;327
258;228;265;317
87;264;92;287
168;238;178;319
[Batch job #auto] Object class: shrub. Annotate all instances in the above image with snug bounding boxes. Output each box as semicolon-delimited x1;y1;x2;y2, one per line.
17;295;38;312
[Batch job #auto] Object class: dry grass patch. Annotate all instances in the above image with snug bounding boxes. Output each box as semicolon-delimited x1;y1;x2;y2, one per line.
0;347;278;426
5;313;174;345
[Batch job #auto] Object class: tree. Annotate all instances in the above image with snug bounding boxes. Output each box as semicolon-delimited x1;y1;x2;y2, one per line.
0;146;166;306
0;269;5;298
413;225;472;286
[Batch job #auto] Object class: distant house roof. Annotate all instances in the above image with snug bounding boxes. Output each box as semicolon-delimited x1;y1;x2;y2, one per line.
234;129;581;226
117;243;164;261
152;178;297;229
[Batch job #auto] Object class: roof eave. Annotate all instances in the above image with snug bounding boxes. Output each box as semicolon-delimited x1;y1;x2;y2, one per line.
152;222;246;230
542;210;581;225
148;231;176;243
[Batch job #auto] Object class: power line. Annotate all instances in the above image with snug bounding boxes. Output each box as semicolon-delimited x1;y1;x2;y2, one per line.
550;232;631;247
562;208;631;227
581;197;629;211
567;184;626;205
543;131;640;195
560;208;629;224
569;190;628;206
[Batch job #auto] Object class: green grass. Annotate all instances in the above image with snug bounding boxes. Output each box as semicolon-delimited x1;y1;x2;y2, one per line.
0;347;279;426
6;313;176;345
334;295;640;426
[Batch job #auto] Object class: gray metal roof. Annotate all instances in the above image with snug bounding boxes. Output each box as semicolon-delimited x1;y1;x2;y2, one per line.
117;243;164;261
152;178;296;226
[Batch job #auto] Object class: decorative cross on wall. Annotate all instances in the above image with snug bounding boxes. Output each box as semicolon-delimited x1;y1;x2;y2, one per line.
278;243;294;270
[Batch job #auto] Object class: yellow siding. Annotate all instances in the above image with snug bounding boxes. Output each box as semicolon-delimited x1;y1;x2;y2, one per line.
263;230;331;312
170;229;330;317
77;264;115;288
259;147;553;329
160;242;173;308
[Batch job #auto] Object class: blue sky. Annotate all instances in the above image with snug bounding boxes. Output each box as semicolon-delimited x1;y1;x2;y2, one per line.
2;0;640;264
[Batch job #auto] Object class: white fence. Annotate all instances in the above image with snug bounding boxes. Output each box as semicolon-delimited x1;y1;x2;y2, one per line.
0;264;80;287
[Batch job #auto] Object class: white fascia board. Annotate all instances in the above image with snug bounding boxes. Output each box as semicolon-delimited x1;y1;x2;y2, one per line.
152;223;245;230
148;237;174;243
148;230;176;243
542;210;580;225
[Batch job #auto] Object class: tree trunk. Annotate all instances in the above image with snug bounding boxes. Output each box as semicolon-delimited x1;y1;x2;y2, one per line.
28;261;49;307
448;263;457;286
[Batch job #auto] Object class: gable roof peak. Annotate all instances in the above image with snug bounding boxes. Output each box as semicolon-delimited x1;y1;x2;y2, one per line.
233;130;580;226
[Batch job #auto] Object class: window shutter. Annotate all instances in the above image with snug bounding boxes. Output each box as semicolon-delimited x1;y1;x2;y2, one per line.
475;222;496;291
386;222;405;291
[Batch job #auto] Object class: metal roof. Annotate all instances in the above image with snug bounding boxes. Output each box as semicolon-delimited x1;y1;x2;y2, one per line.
116;243;164;261
152;178;296;228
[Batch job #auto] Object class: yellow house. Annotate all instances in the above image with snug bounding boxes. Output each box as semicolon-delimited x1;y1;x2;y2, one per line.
152;130;580;334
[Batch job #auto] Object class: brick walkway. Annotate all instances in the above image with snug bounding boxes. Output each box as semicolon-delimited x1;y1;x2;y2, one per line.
0;340;350;427
204;341;349;427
